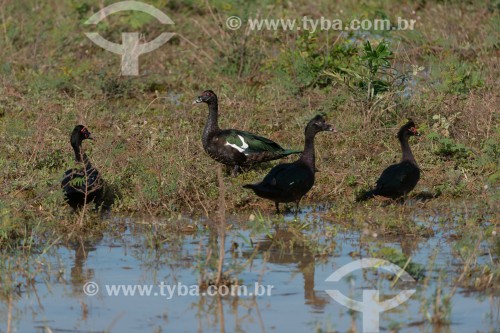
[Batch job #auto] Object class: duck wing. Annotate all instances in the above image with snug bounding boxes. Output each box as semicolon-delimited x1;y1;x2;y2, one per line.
253;163;314;193
61;166;102;195
222;129;300;155
375;162;420;195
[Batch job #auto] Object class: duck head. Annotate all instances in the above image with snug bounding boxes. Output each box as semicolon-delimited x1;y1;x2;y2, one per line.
193;90;217;105
398;119;420;139
71;125;93;148
305;115;336;135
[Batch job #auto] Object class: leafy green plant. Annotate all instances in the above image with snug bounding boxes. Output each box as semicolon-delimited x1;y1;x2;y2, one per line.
69;177;85;187
428;132;469;159
323;39;407;122
324;40;396;97
375;247;425;280
275;35;399;105
346;175;357;187
272;32;358;92
427;114;470;159
479;134;500;184
358;40;393;96
34;150;65;170
431;113;461;137
433;181;467;198
441;62;484;95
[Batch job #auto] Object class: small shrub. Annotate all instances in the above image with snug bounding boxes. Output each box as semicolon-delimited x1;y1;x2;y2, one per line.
441;62;484;95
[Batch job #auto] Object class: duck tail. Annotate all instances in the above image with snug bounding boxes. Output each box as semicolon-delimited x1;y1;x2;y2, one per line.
355;189;376;202
243;184;255;189
281;149;302;156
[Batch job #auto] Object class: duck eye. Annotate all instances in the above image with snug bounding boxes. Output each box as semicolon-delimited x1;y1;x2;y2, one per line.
80;128;90;137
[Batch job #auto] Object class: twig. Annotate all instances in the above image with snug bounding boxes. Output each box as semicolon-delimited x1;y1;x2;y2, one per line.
215;164;226;286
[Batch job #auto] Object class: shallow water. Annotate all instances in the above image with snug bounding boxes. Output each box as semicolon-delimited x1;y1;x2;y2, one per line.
1;208;498;333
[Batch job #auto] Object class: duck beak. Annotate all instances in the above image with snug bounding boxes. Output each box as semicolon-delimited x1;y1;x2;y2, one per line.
87;134;94;140
192;96;203;104
327;125;336;133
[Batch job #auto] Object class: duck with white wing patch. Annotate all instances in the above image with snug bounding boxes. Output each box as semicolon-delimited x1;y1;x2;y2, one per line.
193;90;302;176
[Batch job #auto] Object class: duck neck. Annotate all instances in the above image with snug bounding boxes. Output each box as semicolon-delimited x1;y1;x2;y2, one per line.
202;101;220;143
72;141;91;168
72;141;83;163
299;131;316;171
400;135;417;165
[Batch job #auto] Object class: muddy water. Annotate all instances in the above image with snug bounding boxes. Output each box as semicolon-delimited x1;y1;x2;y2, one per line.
1;210;498;333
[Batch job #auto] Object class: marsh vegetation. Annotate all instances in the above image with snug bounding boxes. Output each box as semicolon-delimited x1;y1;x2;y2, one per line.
0;0;498;332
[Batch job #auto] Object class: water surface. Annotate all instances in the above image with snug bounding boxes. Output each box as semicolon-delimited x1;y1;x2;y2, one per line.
1;207;498;333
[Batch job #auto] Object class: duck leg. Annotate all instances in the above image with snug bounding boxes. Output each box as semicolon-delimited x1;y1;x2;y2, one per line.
232;165;240;177
294;200;301;216
275;202;280;214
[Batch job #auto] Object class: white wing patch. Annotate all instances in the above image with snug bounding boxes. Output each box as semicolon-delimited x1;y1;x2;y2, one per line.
225;135;249;155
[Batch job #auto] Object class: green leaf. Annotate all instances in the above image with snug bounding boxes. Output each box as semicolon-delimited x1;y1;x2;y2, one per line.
70;177;84;187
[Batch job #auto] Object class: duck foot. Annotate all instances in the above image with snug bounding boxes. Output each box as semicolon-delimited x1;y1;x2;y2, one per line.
275;202;280;215
225;165;241;177
232;165;241;177
274;202;301;216
413;191;439;201
294;201;301;217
